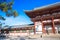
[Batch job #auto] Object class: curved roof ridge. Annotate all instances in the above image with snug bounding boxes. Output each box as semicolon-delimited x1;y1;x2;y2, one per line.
24;2;60;12
34;2;60;10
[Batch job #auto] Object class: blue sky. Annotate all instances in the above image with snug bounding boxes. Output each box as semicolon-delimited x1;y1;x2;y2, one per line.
0;0;60;26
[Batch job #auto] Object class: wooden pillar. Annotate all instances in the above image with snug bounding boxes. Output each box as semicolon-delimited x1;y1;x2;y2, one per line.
20;30;22;33
34;22;36;34
27;30;30;35
51;17;55;33
41;19;46;34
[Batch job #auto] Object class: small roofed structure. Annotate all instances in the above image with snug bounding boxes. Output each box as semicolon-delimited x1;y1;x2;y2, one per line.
25;2;60;34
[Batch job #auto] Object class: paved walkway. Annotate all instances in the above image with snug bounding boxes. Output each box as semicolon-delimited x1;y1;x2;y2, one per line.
0;34;60;40
0;37;60;40
26;38;60;40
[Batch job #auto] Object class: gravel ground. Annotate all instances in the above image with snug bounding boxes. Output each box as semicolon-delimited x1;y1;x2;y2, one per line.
26;38;60;40
0;36;60;40
0;34;60;40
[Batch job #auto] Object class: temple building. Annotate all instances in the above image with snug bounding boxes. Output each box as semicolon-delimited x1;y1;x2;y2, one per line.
0;3;60;36
0;24;35;36
25;2;60;34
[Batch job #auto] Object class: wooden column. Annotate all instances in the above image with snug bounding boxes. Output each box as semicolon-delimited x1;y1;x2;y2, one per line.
34;22;36;34
41;19;46;34
27;30;30;35
20;30;22;33
51;17;55;33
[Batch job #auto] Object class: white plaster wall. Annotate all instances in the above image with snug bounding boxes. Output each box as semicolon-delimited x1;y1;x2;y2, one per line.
55;25;60;31
35;21;60;34
45;25;52;30
9;33;29;36
35;21;42;33
45;25;59;30
45;25;60;33
45;25;60;30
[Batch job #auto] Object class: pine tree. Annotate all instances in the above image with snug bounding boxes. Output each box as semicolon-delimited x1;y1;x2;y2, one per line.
0;0;18;20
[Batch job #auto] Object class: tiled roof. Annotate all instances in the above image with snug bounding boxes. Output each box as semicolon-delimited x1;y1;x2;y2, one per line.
34;2;60;10
24;2;60;12
11;24;34;28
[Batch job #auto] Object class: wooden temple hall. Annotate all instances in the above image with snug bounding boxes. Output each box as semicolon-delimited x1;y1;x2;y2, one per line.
25;3;60;34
